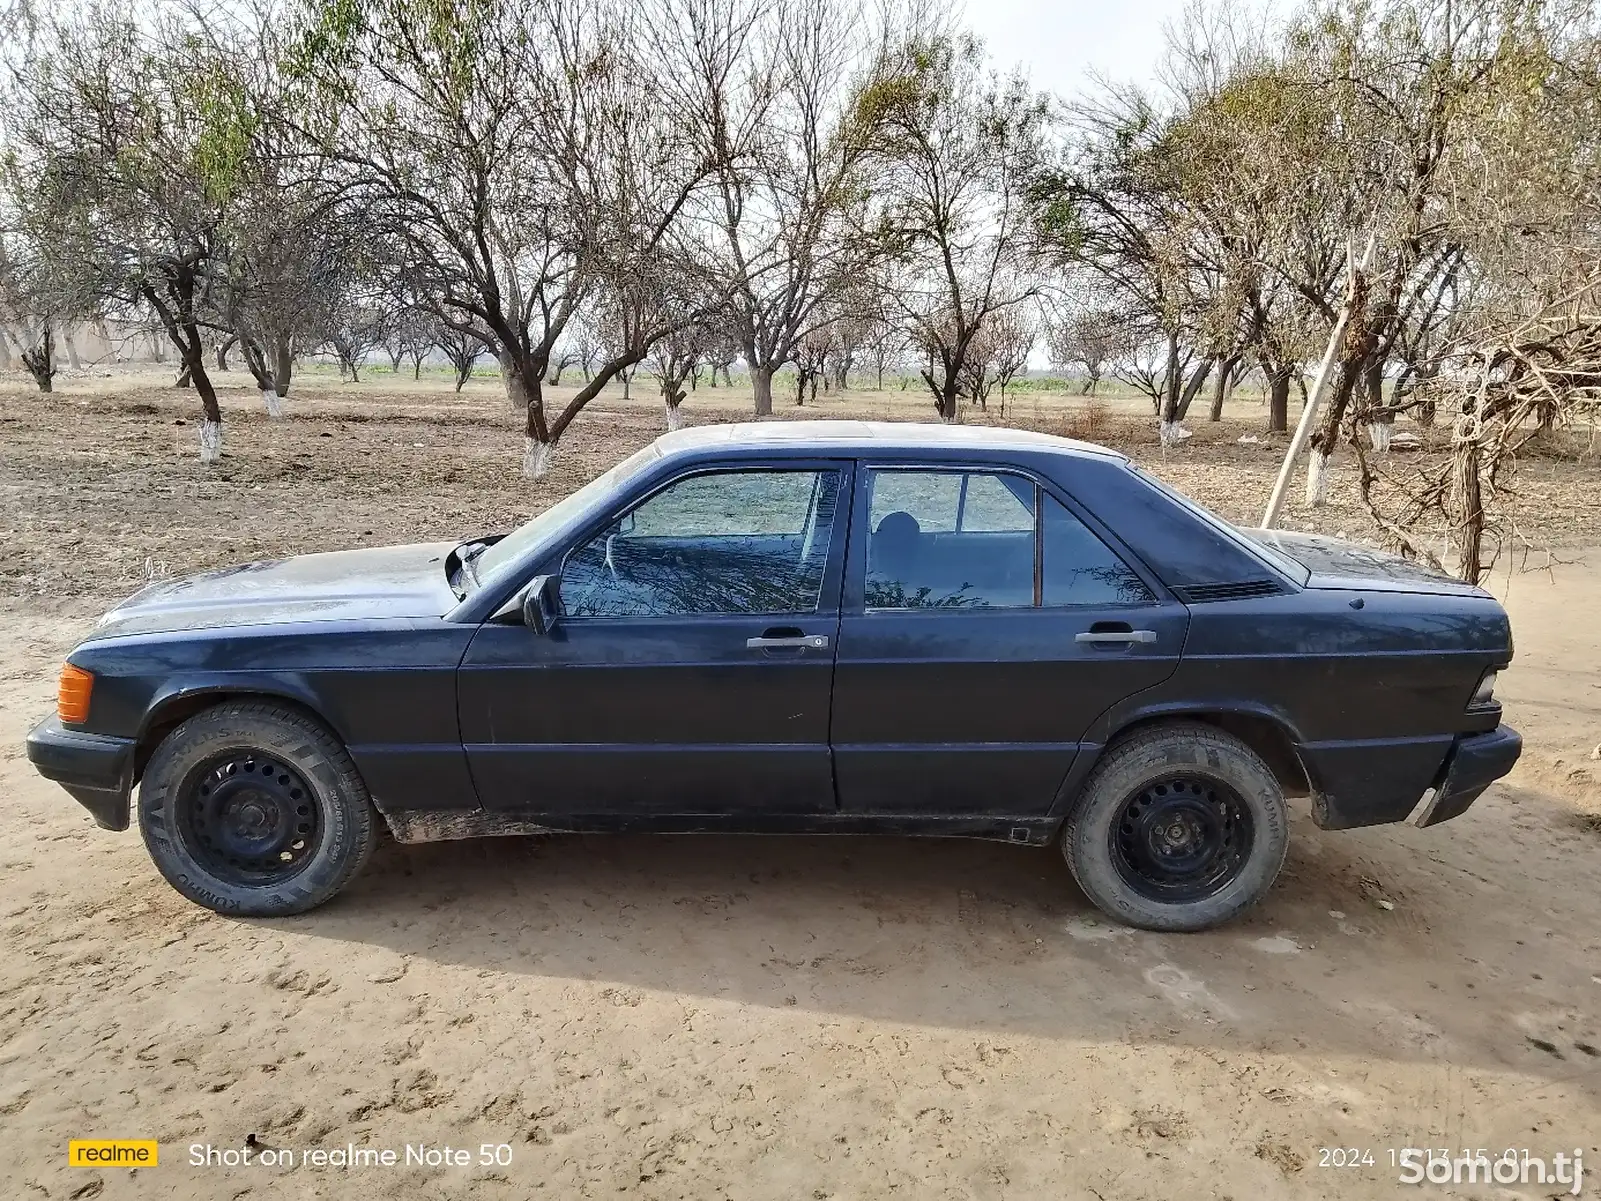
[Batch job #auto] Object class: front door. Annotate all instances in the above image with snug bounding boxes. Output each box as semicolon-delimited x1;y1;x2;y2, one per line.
458;462;853;816
830;465;1190;817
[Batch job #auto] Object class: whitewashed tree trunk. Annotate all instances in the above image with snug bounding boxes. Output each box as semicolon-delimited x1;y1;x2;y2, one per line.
523;437;553;479
1159;421;1193;447
1368;422;1392;452
665;402;683;431
1305;450;1331;506
262;388;284;419
199;420;223;465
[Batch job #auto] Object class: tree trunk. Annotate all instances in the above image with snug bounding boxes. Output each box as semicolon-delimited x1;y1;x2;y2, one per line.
1454;403;1484;582
665;393;685;431
1306;359;1363;506
175;363;192;388
0;327;11;371
273;335;293;396
1208;353;1241;422
388;346;404;372
1158;331;1184;444
507;356;556;480
1267;366;1291;433
62;329;82;370
216;336;235;372
1173;358;1213;423
189;349;224;465
752;364;775;417
413;353;423;381
1362;357;1393;450
21;327;55;392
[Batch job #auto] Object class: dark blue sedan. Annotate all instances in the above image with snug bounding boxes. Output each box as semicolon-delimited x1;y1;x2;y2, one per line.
26;422;1520;930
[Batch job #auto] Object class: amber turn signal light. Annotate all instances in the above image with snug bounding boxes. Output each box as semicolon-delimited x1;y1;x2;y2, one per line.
58;664;93;725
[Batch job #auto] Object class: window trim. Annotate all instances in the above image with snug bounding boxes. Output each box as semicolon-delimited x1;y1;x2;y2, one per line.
555;461;854;622
853;462;1163;615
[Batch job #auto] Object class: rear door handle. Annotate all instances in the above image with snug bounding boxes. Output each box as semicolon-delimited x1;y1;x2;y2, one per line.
746;634;829;650
1075;630;1157;644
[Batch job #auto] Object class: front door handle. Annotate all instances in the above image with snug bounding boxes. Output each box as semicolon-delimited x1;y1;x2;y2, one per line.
1075;629;1158;644
746;634;829;650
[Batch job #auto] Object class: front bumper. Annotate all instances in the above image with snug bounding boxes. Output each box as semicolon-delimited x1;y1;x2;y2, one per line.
25;716;136;831
1411;724;1522;828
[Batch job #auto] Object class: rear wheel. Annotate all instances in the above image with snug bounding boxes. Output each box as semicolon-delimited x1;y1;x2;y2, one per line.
138;702;377;916
1062;723;1288;931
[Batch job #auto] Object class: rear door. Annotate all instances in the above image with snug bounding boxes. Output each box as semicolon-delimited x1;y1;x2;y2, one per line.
458;461;853;816
830;464;1189;818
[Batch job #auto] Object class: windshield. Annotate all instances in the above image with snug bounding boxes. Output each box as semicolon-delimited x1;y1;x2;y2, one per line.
471;442;664;586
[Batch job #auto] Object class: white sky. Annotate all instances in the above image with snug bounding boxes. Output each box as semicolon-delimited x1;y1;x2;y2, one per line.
961;0;1192;98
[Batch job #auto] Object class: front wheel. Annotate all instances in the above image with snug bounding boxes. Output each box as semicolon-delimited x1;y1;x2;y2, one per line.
138;701;378;916
1062;723;1289;932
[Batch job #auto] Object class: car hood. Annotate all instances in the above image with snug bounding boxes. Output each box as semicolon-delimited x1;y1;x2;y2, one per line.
88;541;460;640
1241;529;1489;597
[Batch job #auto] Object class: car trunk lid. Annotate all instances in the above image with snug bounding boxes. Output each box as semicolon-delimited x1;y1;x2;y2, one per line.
1240;529;1488;597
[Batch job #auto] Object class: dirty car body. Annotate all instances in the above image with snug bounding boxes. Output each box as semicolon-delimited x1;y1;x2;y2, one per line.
26;422;1520;927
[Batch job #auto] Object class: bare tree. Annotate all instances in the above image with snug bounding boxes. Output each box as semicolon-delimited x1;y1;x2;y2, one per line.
791;325;832;406
1046;304;1128;394
858;32;1051;422
646;322;709;429
5;8;267;459
437;325;490;392
661;0;883;416
296;0;717;477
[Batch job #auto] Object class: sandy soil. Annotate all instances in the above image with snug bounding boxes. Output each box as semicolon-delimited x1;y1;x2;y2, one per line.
2;369;1599;1200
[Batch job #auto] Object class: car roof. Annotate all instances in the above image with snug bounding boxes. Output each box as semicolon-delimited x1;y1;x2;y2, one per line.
651;420;1129;462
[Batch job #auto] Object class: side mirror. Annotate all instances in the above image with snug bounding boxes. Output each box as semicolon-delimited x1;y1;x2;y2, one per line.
521;574;560;635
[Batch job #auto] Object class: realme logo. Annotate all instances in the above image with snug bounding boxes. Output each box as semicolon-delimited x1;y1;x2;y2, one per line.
69;1140;158;1167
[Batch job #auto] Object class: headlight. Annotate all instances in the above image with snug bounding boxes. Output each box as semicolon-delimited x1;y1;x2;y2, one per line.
1470;669;1498;707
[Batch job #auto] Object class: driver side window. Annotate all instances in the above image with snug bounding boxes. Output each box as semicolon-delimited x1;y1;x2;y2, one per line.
560;469;842;618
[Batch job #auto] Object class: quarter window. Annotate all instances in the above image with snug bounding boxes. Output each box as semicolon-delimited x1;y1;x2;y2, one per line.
561;470;841;617
863;469;1152;610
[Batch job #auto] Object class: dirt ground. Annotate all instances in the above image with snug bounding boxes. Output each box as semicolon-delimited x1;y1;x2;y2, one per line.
2;367;1599;1200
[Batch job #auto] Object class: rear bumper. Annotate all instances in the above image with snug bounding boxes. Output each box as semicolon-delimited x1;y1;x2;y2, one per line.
1411;724;1522;828
25;717;135;831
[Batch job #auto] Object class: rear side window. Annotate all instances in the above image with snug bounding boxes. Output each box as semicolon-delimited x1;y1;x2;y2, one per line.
863;469;1151;610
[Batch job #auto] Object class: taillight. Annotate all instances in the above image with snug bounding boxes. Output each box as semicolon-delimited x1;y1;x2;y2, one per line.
58;664;93;724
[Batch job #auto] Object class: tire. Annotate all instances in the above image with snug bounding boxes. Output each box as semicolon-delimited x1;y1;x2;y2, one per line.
1062;723;1288;932
138;701;378;917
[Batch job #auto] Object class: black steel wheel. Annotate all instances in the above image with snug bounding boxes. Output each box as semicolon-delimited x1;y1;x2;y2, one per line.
1062;723;1289;932
176;751;323;886
139;702;378;916
1108;776;1255;904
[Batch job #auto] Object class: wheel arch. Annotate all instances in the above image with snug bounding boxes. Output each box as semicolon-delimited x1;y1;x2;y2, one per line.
133;684;342;785
1061;705;1314;820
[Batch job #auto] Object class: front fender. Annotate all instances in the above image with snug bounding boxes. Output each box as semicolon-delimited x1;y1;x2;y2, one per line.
137;673;340;743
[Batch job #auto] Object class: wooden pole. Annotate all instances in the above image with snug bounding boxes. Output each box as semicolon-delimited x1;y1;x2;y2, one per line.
1261;233;1378;529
